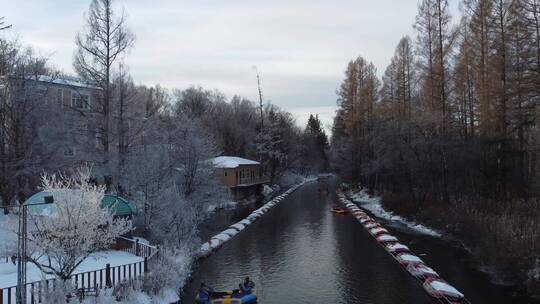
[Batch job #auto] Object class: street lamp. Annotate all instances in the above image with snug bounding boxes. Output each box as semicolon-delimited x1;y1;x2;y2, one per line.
5;195;55;304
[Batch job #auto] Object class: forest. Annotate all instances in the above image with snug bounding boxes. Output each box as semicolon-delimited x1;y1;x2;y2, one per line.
331;0;540;294
0;1;330;301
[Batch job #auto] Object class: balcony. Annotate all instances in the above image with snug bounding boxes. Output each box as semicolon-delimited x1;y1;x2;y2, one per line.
233;176;269;188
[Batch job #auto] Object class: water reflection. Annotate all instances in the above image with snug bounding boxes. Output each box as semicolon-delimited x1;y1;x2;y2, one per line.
184;181;433;303
183;179;540;304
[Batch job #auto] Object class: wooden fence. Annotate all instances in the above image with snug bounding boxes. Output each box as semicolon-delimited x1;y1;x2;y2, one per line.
115;237;158;259
0;237;158;304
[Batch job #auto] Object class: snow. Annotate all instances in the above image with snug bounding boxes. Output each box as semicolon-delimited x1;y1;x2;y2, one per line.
0;214;18;257
377;234;398;242
206;201;238;213
36;75;101;90
230;223;246;231
411;264;438;276
262;185;274;196
222;229;239;237
239;219;251;226
209;239;222;248
360;218;373;224
529;259;540;282
200;242;211;252
349;189;442;237
386;243;410;253
398;254;423;264
364;222;380;229
370;227;388;235
429;280;464;298
211;156;260;169
132;237;150;246
212;233;231;242
0;250;143;288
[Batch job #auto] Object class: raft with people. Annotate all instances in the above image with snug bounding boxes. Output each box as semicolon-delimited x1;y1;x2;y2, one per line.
196;277;257;304
195;290;257;304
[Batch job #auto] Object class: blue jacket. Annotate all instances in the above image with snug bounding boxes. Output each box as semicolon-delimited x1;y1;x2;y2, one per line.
240;281;255;294
197;289;210;303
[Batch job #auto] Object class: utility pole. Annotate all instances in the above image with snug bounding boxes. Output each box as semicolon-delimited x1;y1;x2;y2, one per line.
3;196;54;304
16;205;27;304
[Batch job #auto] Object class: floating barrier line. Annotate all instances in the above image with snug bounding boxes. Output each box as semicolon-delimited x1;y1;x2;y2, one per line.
337;189;472;304
196;181;311;259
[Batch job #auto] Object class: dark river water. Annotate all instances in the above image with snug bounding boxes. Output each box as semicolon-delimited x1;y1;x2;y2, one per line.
182;179;540;304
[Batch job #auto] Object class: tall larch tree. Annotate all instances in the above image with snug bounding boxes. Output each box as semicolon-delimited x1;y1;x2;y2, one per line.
74;0;135;172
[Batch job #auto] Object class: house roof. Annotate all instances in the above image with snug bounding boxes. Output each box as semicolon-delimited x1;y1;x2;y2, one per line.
36;75;101;90
211;156;260;169
24;191;137;217
101;194;138;216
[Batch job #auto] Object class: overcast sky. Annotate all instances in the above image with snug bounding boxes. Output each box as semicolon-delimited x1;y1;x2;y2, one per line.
3;0;460;131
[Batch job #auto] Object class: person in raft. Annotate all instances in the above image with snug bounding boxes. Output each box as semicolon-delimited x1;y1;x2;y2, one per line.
239;277;255;295
197;282;212;303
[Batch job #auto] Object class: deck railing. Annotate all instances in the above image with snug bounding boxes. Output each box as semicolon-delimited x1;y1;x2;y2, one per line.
0;237;158;304
234;176;269;187
115;236;158;259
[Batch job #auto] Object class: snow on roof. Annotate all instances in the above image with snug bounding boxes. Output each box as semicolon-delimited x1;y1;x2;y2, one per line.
36;75;101;90
211;156;260;169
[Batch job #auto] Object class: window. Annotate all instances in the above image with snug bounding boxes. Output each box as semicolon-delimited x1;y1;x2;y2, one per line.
224;171;227;177
75;121;88;133
71;92;90;109
95;133;101;149
56;88;63;106
35;86;47;97
34;86;47;104
63;147;75;157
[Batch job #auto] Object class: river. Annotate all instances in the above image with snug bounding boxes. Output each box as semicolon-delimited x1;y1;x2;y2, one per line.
182;178;540;303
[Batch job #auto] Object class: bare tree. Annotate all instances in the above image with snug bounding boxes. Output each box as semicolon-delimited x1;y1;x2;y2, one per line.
0;17;11;30
0;39;58;211
253;67;265;132
74;0;135;170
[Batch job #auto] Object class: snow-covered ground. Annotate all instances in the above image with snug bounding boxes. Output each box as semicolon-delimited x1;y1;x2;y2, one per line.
80;287;179;304
348;189;442;237
529;259;540;282
0;250;143;288
262;184;274;197
0;214;18;257
206;200;238;213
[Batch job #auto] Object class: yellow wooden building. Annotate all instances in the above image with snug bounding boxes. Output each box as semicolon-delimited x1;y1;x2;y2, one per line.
212;156;268;198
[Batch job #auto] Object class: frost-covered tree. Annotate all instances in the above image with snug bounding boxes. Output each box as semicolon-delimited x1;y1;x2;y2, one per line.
0;38;59;211
256;105;300;182
11;168;131;280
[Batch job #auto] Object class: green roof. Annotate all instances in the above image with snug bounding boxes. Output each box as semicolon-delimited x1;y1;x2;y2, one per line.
101;194;137;216
24;192;137;217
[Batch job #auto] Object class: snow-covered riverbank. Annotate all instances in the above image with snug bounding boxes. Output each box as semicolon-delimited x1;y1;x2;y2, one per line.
347;189;442;237
198;180;309;258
